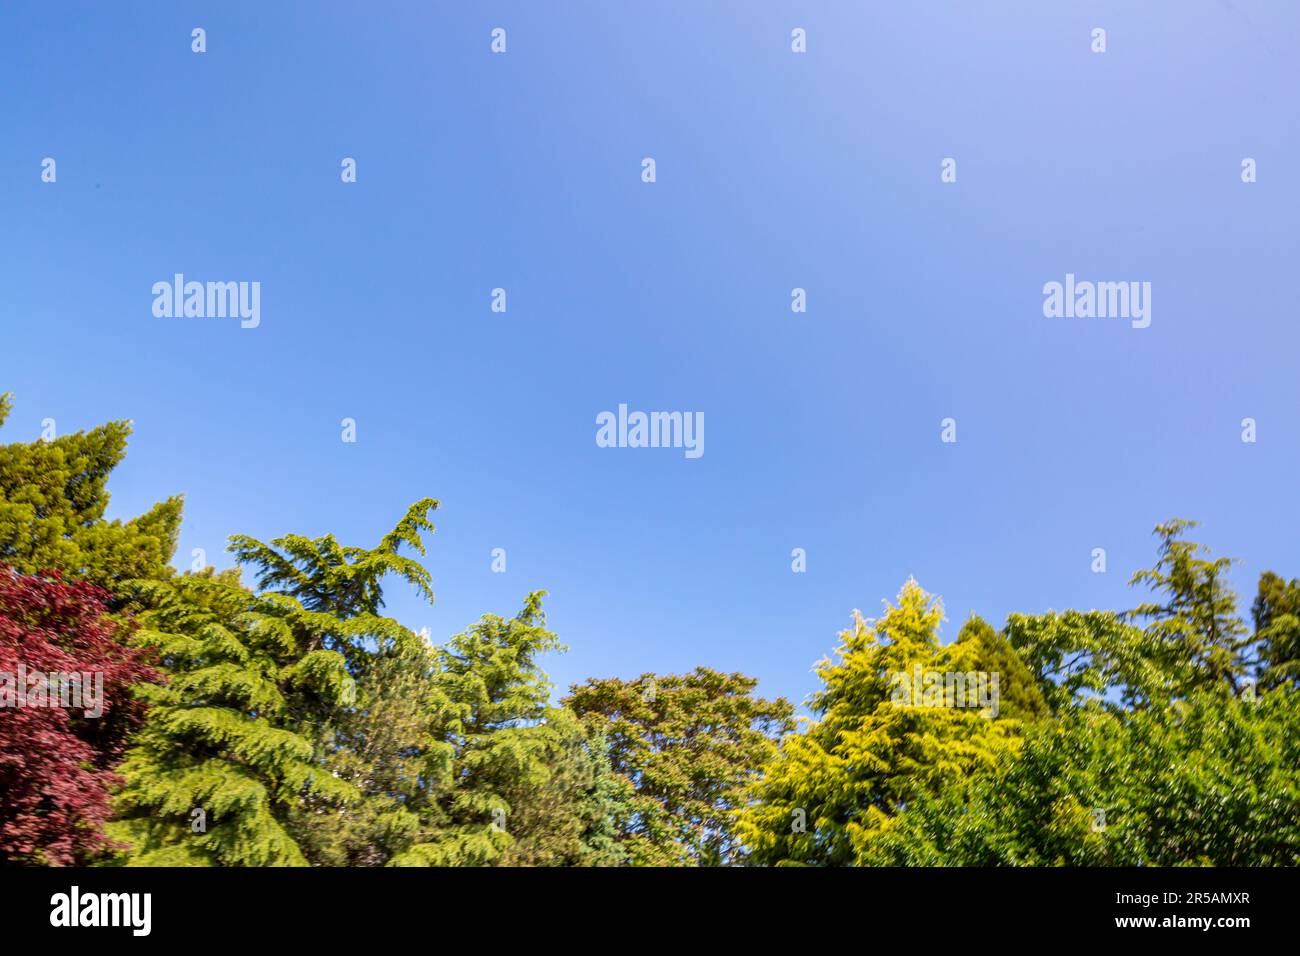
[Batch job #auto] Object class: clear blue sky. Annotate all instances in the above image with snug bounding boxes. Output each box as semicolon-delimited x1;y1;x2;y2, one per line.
2;2;1297;712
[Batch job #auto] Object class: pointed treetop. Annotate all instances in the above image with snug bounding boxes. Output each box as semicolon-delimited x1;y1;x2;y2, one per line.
228;498;439;618
0;392;182;591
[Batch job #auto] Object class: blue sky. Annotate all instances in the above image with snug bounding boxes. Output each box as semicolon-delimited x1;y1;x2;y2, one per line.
2;2;1297;712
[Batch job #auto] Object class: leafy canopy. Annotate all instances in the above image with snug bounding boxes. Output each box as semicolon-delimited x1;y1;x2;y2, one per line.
567;667;794;866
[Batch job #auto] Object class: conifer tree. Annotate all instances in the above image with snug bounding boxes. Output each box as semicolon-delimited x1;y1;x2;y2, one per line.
0;392;182;594
949;615;1049;722
735;580;1036;866
391;592;597;866
1253;571;1300;689
1127;519;1249;693
495;711;630;867
290;592;630;868
108;569;358;865
285;642;435;866
109;501;440;866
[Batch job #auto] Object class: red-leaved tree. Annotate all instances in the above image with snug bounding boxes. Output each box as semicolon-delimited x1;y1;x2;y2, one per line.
0;565;157;865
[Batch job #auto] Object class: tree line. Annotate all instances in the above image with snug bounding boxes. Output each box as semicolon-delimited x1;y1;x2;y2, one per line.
2;392;1297;866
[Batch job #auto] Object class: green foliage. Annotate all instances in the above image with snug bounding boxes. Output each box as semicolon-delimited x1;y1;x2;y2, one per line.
1254;571;1300;689
9;386;1295;870
289;598;631;868
864;688;1300;866
391;593;597;866
108;501;441;866
494;710;631;867
862;521;1300;866
1005;523;1253;712
0;392;182;593
228;498;438;617
1007;610;1175;711
734;580;1044;866
108;569;359;866
108;491;629;868
286;642;438;866
951;615;1049;722
1127;518;1250;693
565;667;795;866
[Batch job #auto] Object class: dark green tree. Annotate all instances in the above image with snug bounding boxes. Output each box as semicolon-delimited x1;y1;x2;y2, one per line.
1253;571;1300;689
495;711;630;867
1128;519;1250;693
951;615;1049;722
292;593;630;868
392;593;614;866
566;666;794;866
284;642;435;866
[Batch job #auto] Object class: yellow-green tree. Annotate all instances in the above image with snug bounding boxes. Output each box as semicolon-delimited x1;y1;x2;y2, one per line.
0;392;182;595
735;579;1042;866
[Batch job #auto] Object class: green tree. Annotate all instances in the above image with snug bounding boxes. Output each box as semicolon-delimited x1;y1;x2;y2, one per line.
109;502;438;866
1128;518;1249;693
872;523;1300;866
108;569;358;865
950;614;1049;722
227;499;437;621
734;580;1038;866
389;593;627;866
1006;522;1254;715
867;688;1300;866
1006;609;1176;711
1253;571;1300;689
495;710;630;867
566;666;794;866
285;642;435;866
0;392;182;593
288;618;630;868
